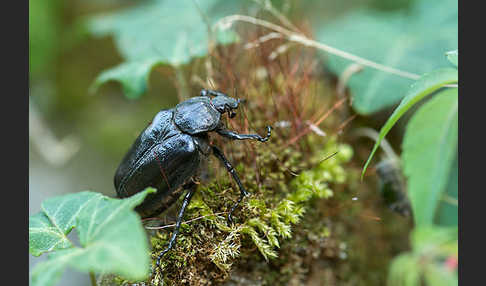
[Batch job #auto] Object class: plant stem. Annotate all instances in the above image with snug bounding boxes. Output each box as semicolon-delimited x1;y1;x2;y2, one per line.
214;15;421;80
90;272;97;286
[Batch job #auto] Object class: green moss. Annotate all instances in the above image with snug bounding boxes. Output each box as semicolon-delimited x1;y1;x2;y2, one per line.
98;85;362;285
129;130;353;285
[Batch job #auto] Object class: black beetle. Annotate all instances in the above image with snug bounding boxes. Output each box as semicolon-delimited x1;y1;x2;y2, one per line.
114;89;271;268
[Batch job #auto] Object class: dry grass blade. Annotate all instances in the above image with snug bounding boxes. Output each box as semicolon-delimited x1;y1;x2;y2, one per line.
214;15;421;80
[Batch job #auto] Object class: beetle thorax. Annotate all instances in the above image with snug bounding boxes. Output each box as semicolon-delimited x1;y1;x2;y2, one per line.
174;97;221;135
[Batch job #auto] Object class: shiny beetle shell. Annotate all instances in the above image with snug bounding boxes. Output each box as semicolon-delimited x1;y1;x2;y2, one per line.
114;110;204;218
174;97;221;134
114;90;269;220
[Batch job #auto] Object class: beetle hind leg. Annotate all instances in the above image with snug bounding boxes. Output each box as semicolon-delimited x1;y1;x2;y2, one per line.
212;146;249;224
155;183;196;270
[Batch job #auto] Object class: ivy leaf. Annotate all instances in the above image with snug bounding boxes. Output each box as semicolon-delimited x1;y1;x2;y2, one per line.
402;89;458;226
30;248;83;286
361;68;458;179
29;212;74;257
446;50;458;67
29;188;156;286
87;0;241;98
29;191;100;256
315;0;457;114
89;58;164;100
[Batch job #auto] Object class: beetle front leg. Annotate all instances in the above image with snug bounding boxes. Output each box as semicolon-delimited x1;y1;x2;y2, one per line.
217;126;272;142
156;183;196;270
212;146;249;224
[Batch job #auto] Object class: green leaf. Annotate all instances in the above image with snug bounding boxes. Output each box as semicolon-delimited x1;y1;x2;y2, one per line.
387;253;421;286
387;225;458;286
388;226;457;286
29;188;156;286
30;248;83;286
402;89;458;226
87;0;241;98
315;0;458;114
423;264;458;286
30;191;100;256
29;212;74;257
411;225;457;255
361;68;458;178
89;58;164;99
435;154;458;226
413;226;458;286
446;50;458;67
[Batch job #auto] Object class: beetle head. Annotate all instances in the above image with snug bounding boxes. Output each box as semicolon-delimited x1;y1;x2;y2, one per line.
212;95;240;118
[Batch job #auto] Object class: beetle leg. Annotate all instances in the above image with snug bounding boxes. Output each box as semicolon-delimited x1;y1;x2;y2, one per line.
212;146;249;224
156;183;196;269
217;126;272;142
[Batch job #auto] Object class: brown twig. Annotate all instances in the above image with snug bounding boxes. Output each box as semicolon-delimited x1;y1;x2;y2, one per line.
285;96;348;147
144;212;229;230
